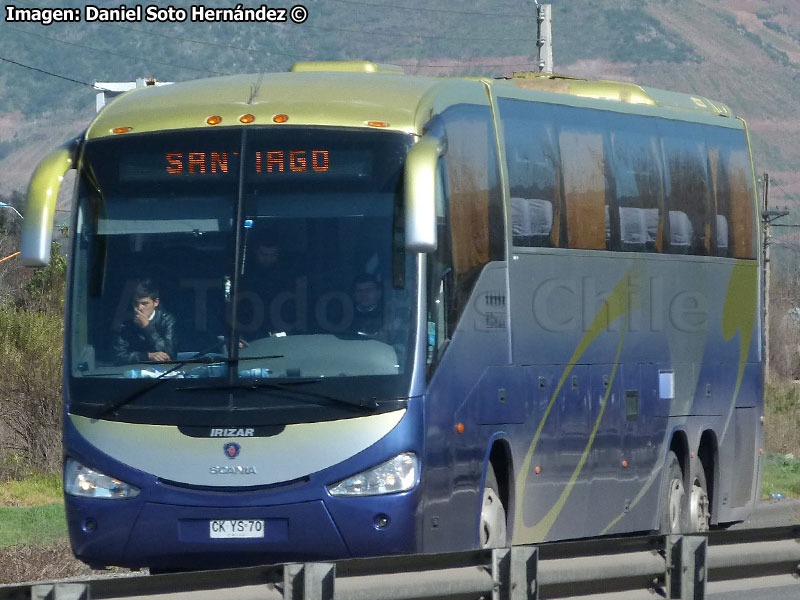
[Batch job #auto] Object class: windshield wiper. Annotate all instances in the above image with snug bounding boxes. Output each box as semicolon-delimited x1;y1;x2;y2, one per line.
92;353;284;418
177;378;379;411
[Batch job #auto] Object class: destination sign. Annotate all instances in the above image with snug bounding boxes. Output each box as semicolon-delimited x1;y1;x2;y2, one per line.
164;150;330;175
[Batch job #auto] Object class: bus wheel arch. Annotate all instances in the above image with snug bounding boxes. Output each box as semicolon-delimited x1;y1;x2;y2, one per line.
479;439;513;548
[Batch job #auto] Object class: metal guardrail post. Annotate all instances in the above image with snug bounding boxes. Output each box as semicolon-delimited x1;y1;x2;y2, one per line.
284;562;335;600
667;535;707;600
31;583;89;600
492;547;538;600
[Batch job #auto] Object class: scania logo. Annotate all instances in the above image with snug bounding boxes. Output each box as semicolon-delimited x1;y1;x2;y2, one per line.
209;465;258;475
223;442;241;459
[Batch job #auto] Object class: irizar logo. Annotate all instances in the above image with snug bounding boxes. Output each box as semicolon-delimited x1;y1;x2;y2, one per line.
210;428;255;437
209;465;258;475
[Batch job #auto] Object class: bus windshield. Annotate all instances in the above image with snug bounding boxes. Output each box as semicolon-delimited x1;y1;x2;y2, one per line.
68;127;417;424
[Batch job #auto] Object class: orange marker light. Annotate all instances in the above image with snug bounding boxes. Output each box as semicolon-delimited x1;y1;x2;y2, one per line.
535;466;541;475
206;115;223;126
239;114;256;124
622;460;628;468
273;114;289;123
367;121;390;128
455;423;465;434
112;126;132;134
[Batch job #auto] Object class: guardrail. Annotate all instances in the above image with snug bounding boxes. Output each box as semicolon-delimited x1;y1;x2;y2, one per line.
2;526;799;600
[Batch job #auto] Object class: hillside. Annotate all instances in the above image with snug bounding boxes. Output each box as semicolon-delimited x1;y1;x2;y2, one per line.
0;0;798;213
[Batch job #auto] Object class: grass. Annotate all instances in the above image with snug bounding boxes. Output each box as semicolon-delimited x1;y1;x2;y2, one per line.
0;474;68;550
761;452;800;499
0;503;67;549
0;473;62;507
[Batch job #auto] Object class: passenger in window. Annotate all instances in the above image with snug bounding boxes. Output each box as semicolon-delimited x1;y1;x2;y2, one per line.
113;279;177;364
239;239;303;336
350;273;384;336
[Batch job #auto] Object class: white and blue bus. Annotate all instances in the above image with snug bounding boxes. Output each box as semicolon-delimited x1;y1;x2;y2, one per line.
21;62;762;570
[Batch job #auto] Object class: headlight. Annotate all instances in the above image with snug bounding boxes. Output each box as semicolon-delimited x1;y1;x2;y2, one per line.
327;452;418;497
64;458;140;499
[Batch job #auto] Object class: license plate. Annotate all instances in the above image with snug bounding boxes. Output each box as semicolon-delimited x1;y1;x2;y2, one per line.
209;519;265;539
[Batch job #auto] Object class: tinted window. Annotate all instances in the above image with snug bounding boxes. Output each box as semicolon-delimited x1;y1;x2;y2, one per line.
501;100;561;247
441;104;505;320
660;121;712;255
608;114;665;252
557;106;611;250
706;127;756;259
499;97;755;258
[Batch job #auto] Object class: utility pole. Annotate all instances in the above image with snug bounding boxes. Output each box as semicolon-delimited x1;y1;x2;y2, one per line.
761;173;791;382
535;3;553;73
763;172;771;381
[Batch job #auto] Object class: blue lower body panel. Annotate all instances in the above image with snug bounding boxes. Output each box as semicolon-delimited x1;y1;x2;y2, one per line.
68;498;349;569
66;490;421;569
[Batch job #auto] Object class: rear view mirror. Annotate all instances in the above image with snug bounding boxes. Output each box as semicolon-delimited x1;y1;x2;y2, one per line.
404;134;444;253
20;141;77;267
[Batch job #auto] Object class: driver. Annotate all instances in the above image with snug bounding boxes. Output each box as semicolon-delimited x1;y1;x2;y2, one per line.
112;279;177;365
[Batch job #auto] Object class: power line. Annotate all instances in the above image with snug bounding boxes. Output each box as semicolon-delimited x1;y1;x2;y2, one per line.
0;55;97;88
325;0;532;18
413;61;537;68
300;22;532;41
773;182;798;199
2;24;228;76
0;252;20;265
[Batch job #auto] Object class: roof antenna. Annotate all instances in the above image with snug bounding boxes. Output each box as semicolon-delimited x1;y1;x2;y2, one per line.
248;55;271;105
248;71;265;105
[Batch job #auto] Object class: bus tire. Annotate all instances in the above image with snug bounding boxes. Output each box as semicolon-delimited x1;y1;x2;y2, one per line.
659;451;687;535
689;464;710;532
480;463;507;548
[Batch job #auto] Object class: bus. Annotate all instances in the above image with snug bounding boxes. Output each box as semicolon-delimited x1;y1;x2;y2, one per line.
21;61;763;570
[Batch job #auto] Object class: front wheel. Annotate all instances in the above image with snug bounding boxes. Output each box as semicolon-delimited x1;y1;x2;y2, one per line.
480;464;507;548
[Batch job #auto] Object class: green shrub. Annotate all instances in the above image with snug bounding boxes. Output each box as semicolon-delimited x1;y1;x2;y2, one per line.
0;241;66;476
0;307;64;475
16;242;66;314
764;20;785;34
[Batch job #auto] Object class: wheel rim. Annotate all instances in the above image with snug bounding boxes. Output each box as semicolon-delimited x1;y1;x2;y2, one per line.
690;477;710;532
667;477;685;533
480;487;507;548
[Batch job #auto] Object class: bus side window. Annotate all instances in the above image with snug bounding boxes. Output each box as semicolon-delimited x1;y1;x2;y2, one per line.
498;99;562;248
609;115;666;253
558;117;609;251
661;123;712;256
438;104;504;329
707;128;756;259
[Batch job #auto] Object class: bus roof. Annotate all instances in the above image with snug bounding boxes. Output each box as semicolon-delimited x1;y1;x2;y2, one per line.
87;61;740;141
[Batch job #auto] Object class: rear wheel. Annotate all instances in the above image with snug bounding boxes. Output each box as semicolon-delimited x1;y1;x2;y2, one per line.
479;464;507;548
659;451;686;534
689;465;710;532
